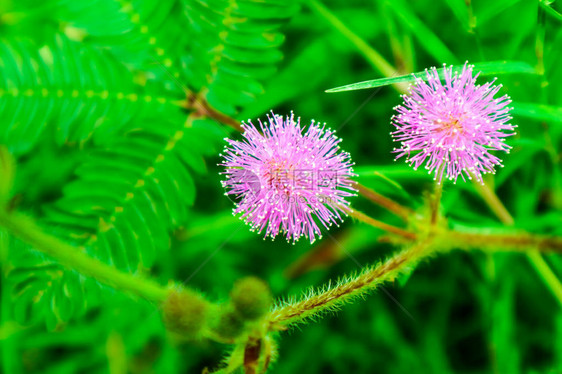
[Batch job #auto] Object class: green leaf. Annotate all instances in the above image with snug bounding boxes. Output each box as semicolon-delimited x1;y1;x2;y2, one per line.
326;60;537;93
355;165;431;180
540;0;562;22
0;34;184;155
183;0;298;115
9;119;222;326
512;102;562;124
55;0;188;77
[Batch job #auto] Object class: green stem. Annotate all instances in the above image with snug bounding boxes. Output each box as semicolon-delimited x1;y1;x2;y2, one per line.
355;182;414;221
0;209;169;304
430;180;443;227
472;180;562;307
306;0;408;93
526;250;562;305
346;207;417;241
268;240;430;327
535;5;562;208
471;179;514;225
465;0;485;61
446;230;562;253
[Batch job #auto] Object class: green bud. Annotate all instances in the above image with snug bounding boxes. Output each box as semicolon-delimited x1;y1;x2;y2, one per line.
230;276;272;321
213;307;246;339
162;288;209;338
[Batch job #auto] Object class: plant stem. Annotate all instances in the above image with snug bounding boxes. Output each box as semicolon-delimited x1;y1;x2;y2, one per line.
355;183;414;221
268;240;430;327
306;0;408;93
527;250;562;304
430;181;443;227
446;230;562;253
471;180;514;225
0;209;170;304
345;207;416;241
472;180;562;307
187;92;243;132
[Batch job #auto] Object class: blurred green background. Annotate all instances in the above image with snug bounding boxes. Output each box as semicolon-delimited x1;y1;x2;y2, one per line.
1;0;561;373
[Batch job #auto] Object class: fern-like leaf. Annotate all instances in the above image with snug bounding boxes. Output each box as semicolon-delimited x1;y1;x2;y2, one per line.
56;0;189;79
4;0;297;329
0;34;184;155
8;118;224;327
183;0;298;115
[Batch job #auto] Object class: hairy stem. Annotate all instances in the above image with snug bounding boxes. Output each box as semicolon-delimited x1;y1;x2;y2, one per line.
268;240;430;327
345;207;417;240
446;230;562;253
0;209;170;303
355;183;414;221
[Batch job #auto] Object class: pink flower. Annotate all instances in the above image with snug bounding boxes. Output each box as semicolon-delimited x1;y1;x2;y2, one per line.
221;112;356;243
391;63;516;183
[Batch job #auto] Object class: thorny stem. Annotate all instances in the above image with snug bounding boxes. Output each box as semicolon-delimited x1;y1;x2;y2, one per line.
345;207;417;241
472;179;562;307
267;216;562;329
355;182;414;221
0;209;170;304
268;240;431;327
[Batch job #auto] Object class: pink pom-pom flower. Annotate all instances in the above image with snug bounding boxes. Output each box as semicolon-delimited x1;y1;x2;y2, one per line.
221;112;356;243
391;63;516;184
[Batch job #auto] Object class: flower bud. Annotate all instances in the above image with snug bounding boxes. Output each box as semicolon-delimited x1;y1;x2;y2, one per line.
230;277;272;321
212;307;246;339
162;288;209;338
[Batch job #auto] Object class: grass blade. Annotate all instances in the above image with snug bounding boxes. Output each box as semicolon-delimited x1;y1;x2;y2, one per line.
540;0;562;22
326;60;537;93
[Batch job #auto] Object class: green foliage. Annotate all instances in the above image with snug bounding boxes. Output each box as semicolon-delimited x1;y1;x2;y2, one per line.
15;0;188;75
1;0;291;346
0;147;15;204
0;0;561;373
0;34;183;155
383;0;458;64
182;0;298;115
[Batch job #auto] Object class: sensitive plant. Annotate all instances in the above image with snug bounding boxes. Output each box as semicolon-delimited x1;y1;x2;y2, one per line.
391;63;516;183
0;0;562;373
221;112;356;244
